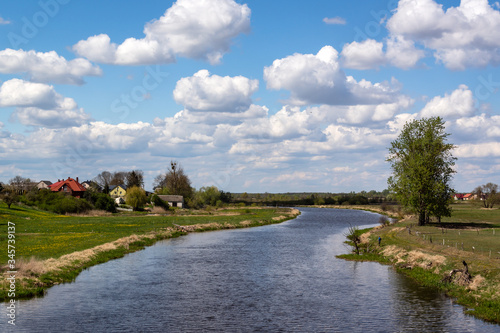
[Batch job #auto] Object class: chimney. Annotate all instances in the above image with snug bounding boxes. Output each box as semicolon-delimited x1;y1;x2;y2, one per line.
76;177;79;183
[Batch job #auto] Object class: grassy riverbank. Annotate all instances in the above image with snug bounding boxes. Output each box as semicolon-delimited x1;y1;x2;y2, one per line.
0;202;299;301
337;202;500;324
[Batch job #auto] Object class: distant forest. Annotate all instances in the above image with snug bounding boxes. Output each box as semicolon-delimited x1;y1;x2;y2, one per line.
229;190;393;207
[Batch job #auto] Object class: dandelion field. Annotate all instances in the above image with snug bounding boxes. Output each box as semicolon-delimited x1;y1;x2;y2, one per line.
0;202;297;264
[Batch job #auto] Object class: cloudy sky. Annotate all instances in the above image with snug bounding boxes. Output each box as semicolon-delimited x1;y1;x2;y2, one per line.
1;0;500;193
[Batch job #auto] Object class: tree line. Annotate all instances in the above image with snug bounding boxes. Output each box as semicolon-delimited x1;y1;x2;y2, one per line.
1;116;498;217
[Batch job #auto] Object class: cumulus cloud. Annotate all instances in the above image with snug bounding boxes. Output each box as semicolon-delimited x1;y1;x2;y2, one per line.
0;49;102;85
0;79;72;109
455;142;500;158
341;37;424;70
73;0;250;65
419;85;475;118
387;0;500;70
338;96;414;124
0;79;91;128
11;107;91;128
173;70;259;112
264;46;402;105
0;17;11;25
341;40;386;70
385;35;426;69
451;114;500;140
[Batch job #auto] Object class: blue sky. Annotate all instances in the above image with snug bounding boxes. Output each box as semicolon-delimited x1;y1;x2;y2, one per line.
1;0;500;193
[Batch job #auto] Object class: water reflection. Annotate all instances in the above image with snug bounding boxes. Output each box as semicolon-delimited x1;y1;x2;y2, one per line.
3;208;498;332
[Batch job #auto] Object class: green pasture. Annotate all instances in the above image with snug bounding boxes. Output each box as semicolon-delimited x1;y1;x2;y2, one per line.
0;202;290;263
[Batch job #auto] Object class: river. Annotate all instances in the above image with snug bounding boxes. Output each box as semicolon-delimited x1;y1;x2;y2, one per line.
3;208;499;332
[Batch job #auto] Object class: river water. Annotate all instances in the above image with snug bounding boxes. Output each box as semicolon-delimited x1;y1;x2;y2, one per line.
3;208;499;332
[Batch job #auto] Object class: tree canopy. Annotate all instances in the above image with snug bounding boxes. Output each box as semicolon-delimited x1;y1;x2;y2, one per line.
125;186;147;211
387;117;456;226
474;183;499;208
154;161;193;200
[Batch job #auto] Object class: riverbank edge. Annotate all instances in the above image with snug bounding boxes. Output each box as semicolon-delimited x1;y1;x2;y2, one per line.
1;208;300;302
330;207;500;324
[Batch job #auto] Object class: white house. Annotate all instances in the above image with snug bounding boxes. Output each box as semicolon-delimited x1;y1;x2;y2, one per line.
158;195;184;208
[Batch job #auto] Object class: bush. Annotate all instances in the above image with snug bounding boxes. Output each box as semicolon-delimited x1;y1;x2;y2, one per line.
151;194;170;211
126;187;147;211
94;193;117;213
51;196;92;215
379;216;390;226
20;189;92;214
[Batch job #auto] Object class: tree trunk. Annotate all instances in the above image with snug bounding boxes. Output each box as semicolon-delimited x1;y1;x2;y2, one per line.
418;211;426;226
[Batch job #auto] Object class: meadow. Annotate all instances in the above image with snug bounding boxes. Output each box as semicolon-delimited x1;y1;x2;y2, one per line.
0;202;299;300
340;201;500;323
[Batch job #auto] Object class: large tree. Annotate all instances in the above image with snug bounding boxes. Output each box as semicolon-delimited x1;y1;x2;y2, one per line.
125;186;147;211
9;175;31;194
154;161;193;199
126;170;144;188
387;117;456;226
474;183;499;208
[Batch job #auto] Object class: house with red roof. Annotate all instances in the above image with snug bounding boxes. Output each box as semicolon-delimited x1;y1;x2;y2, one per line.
49;177;86;198
463;193;475;201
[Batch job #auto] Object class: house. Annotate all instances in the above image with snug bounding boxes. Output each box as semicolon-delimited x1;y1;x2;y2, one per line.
36;180;53;190
109;184;127;198
158;195;184;208
463;193;475;201
453;193;464;200
80;180;93;189
49;177;86;198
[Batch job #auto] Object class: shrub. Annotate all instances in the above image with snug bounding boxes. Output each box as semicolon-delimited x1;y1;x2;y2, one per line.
151;194;170;211
1;190;18;209
379;216;390;226
94;193;117;213
126;186;147;211
52;196;92;214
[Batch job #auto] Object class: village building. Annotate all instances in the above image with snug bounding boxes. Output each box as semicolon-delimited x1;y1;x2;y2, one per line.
109;184;127;198
49;177;86;198
158;195;184;208
36;180;53;190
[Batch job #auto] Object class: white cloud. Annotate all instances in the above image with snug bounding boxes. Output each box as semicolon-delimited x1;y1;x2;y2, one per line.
341;37;424;70
0;79;91;128
451;114;500;140
387;0;500;70
385;35;425;69
323;17;346;25
264;46;401;105
0;79;73;109
0;49;102;85
331;166;357;173
73;0;250;65
455;142;500;158
173;70;259;112
341;39;386;70
419;85;475;118
11;107;91;128
338;96;414;124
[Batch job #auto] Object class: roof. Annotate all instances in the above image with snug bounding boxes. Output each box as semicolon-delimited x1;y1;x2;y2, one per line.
109;184;127;191
158;195;184;202
38;180;53;185
49;177;86;192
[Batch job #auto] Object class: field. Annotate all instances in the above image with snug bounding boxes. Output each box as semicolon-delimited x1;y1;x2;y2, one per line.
0;202;299;300
351;201;500;323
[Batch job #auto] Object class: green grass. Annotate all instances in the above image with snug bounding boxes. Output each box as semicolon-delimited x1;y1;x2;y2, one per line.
0;202;295;263
349;201;500;324
0;202;299;301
